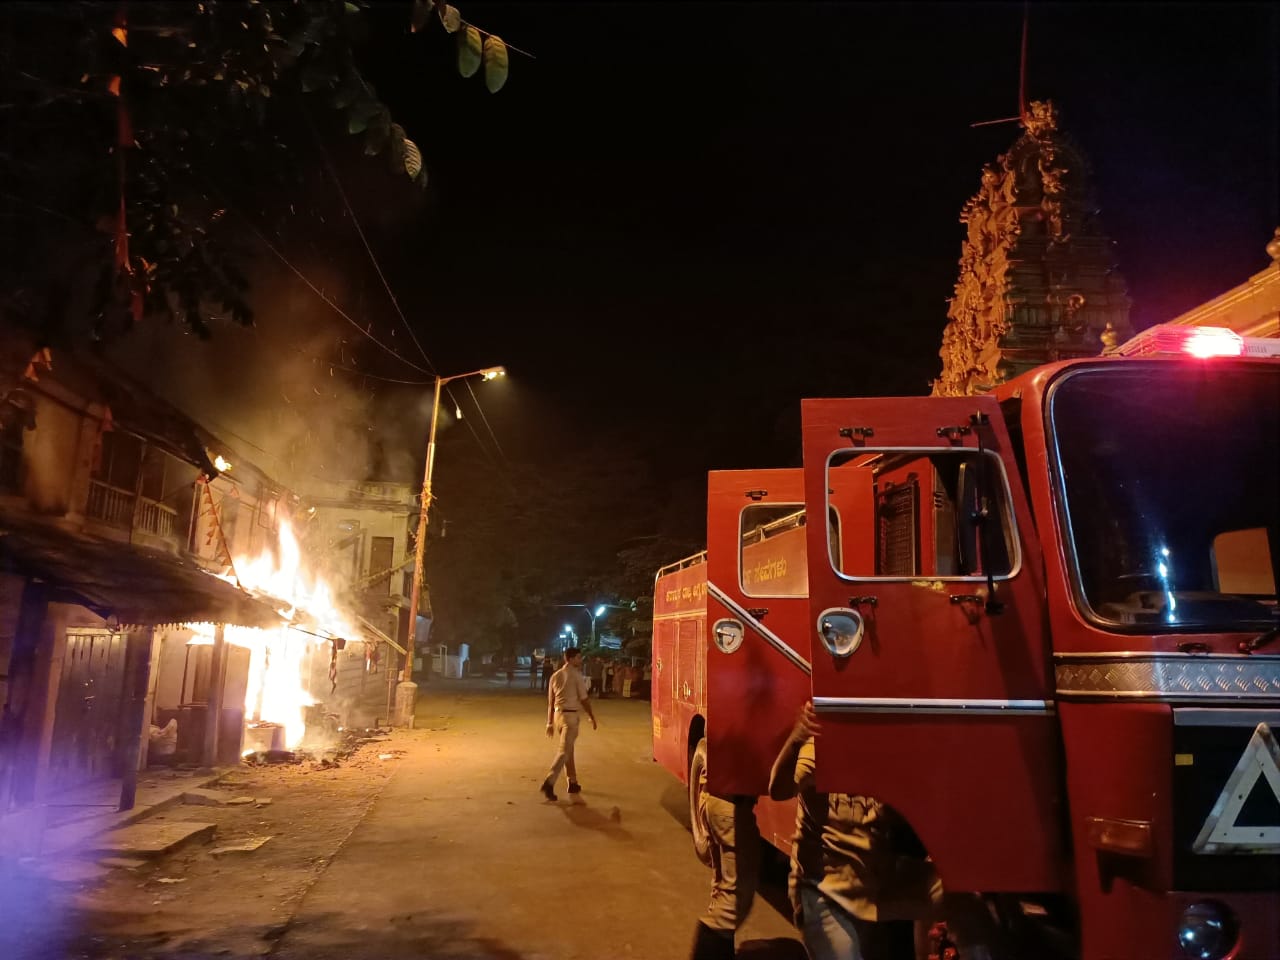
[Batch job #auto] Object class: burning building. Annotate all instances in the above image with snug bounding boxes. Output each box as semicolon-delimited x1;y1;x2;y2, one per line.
0;333;410;853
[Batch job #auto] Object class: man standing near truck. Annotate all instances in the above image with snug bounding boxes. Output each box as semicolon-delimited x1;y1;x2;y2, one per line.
770;704;1000;959
688;789;760;960
769;703;938;960
539;646;597;801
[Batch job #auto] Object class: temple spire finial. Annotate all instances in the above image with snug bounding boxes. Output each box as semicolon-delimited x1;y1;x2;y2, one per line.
1018;2;1029;121
933;102;1133;397
970;5;1032;130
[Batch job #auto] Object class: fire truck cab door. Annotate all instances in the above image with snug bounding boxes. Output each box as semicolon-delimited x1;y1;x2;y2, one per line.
800;396;1063;892
705;469;814;797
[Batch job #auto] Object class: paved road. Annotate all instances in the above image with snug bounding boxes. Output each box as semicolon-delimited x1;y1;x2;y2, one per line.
273;676;803;960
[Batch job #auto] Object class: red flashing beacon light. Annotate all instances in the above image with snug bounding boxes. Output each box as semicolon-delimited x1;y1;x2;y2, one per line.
1113;323;1280;359
1114;324;1243;358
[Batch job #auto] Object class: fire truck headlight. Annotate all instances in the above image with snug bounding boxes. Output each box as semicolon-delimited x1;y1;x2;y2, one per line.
712;619;744;654
817;609;864;658
1177;901;1238;960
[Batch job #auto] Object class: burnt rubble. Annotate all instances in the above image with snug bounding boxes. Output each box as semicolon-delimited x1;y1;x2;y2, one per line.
240;724;391;769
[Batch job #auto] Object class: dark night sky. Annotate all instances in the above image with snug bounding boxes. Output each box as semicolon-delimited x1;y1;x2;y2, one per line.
253;3;1280;485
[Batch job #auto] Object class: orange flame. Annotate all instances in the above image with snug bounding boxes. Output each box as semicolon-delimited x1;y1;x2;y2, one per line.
190;517;360;749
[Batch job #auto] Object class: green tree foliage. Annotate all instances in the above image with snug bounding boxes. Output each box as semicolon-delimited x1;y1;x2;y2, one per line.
0;0;513;344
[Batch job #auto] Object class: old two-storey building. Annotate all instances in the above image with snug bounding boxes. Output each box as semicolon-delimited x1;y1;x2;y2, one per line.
0;330;417;854
0;331;283;847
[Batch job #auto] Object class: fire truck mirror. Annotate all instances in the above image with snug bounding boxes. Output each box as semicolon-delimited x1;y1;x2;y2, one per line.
712;619;744;655
817;608;864;658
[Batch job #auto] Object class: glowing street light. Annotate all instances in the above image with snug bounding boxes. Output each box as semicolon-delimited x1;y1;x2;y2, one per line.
554;602;635;648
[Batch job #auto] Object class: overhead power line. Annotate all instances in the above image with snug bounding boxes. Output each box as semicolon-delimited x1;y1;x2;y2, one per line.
232;207;433;376
306;110;438;379
304;112;509;469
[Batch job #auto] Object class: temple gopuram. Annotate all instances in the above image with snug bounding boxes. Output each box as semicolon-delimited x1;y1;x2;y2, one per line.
933;100;1132;397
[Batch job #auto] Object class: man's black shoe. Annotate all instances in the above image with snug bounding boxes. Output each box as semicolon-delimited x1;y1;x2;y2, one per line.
539;781;557;801
567;782;582;794
689;922;735;960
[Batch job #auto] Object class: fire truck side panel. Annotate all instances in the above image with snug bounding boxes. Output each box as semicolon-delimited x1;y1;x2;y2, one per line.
705;470;813;798
651;558;708;784
755;794;801;858
799;395;1066;892
1058;701;1177;958
650;614;685;780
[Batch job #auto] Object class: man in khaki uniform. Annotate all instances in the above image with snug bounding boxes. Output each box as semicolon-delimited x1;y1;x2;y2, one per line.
689;788;760;959
539;647;597;801
770;703;996;960
769;703;940;960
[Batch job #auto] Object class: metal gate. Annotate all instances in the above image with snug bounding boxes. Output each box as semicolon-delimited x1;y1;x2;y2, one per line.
48;629;126;790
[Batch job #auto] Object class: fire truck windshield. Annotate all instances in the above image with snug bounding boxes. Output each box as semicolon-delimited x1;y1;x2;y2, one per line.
1049;362;1280;633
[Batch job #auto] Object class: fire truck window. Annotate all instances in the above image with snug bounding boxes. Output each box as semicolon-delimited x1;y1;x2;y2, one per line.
1049;364;1279;632
741;504;811;597
827;449;1018;580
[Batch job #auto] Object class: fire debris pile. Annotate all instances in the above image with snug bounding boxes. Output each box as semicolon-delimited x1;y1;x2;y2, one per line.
240;721;394;770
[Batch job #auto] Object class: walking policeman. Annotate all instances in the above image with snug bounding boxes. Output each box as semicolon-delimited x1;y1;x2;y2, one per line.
539;647;597;800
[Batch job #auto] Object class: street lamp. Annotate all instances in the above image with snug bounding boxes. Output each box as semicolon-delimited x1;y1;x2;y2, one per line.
396;364;506;725
554;602;635;648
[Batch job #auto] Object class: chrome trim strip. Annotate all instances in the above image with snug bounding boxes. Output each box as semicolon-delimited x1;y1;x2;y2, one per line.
1056;651;1272;662
1056;656;1280;702
813;696;1054;716
1174;708;1280;727
706;581;811;675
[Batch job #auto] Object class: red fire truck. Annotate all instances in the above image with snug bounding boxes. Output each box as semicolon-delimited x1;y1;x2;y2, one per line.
651;324;1280;959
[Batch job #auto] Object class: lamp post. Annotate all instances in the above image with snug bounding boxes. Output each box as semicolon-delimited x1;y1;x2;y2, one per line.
395;364;505;727
554;602;635;649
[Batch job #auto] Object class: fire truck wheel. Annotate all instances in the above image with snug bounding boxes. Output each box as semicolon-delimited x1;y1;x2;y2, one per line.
689;737;713;867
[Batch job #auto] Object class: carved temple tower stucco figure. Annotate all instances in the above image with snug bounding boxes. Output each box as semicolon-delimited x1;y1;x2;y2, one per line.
932;100;1132;396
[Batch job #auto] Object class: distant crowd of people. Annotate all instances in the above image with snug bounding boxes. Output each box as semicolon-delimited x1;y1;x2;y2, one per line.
533;651;646;699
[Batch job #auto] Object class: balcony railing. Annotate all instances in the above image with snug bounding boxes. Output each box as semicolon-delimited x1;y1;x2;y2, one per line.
86;480;134;527
135;495;178;538
86;480;179;540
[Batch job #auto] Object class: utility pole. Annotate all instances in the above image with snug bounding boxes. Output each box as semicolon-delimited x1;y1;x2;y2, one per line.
394;366;505;727
402;375;443;689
